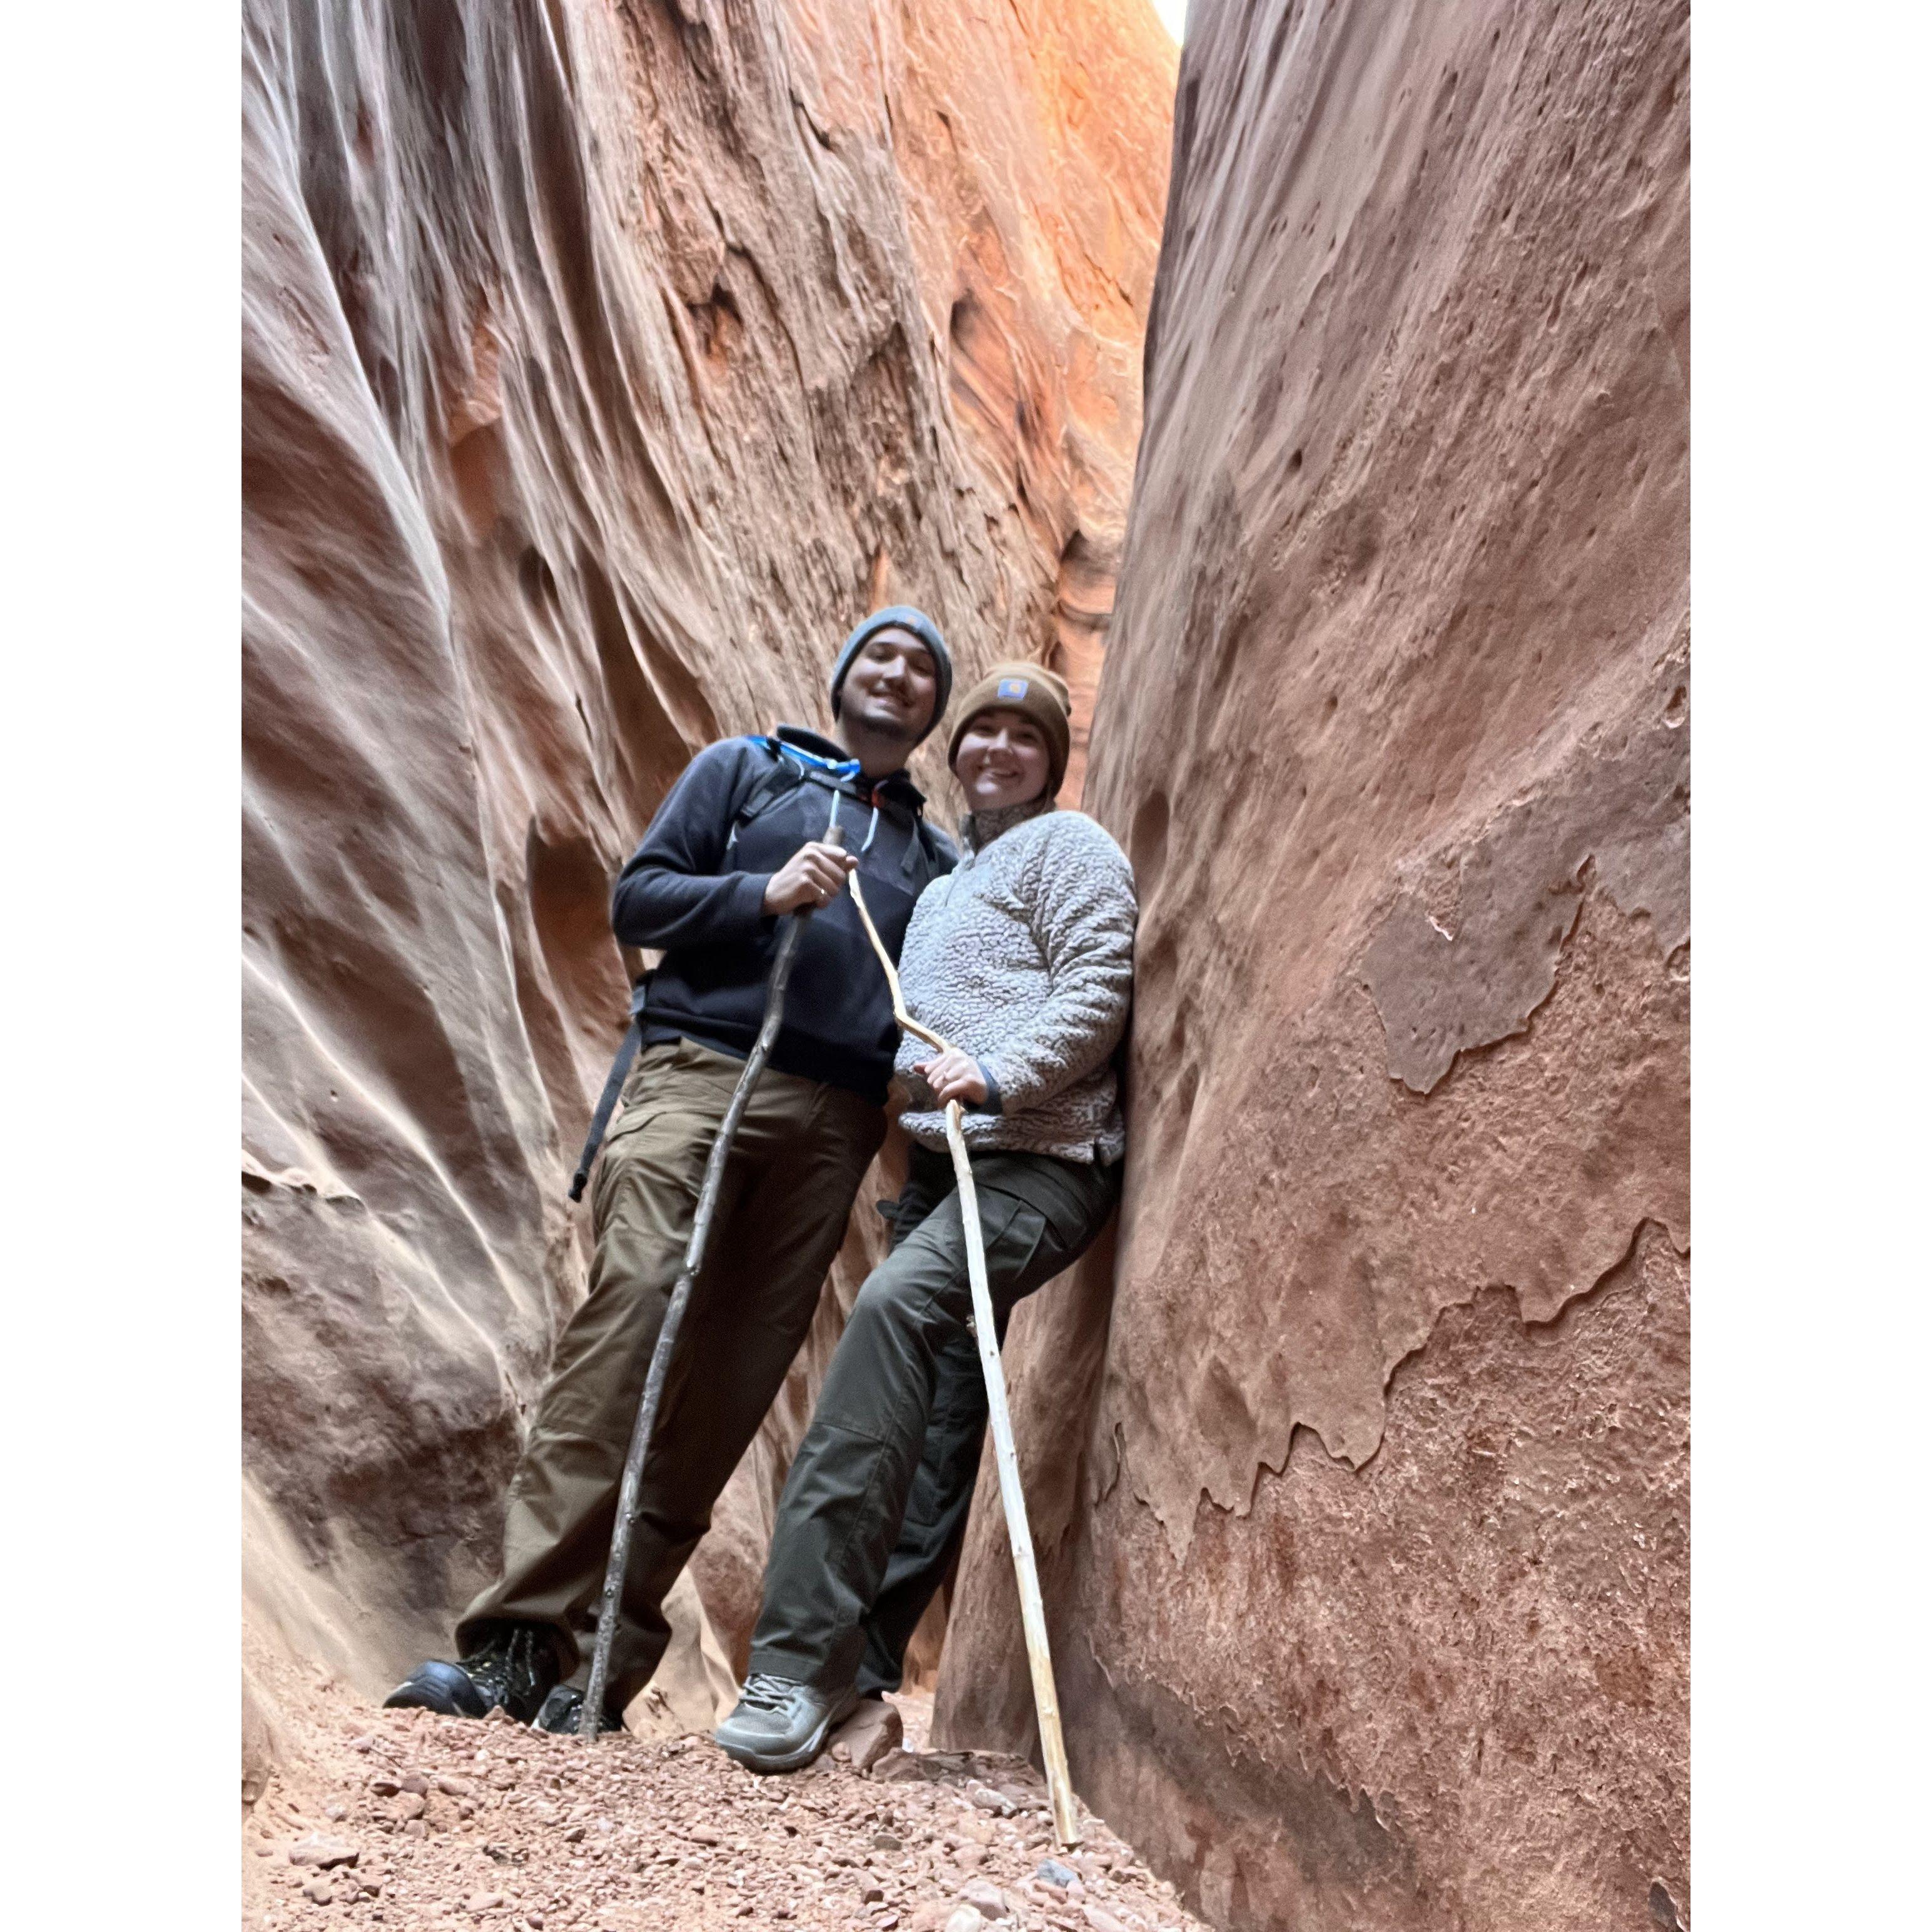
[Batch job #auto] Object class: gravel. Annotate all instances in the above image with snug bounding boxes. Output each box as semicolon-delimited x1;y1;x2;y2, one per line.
242;1680;1206;1932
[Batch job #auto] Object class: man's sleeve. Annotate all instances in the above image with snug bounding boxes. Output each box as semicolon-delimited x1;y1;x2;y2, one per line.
609;742;775;950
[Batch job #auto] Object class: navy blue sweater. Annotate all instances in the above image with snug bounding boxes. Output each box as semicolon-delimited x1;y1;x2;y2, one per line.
611;730;956;1104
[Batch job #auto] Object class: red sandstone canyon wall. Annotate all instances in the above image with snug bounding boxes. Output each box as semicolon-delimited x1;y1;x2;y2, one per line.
241;0;1172;1709
935;4;1689;1928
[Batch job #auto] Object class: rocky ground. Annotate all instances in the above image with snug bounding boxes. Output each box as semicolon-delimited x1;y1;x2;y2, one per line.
242;1677;1206;1932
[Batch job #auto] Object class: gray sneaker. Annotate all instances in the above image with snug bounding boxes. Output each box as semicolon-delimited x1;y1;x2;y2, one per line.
713;1672;859;1774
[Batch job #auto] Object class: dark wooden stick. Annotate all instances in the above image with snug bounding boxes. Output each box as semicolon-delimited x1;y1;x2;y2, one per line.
579;801;844;1737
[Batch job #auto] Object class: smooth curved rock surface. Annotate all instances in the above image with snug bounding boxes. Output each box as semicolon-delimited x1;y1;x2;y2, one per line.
241;0;1172;1700
935;3;1688;1928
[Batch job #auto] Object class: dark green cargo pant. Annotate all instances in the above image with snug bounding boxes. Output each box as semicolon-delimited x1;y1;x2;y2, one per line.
457;1037;883;1709
748;1141;1121;1693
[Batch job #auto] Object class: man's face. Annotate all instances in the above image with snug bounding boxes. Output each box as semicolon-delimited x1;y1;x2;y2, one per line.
841;628;938;743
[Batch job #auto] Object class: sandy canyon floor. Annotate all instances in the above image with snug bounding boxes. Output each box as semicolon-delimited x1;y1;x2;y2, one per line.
243;1669;1208;1932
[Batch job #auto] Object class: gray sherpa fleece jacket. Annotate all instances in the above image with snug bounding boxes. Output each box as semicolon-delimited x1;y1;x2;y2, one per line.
894;798;1137;1162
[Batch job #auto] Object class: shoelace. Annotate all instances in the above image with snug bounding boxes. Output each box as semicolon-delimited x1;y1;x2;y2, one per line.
737;1672;800;1712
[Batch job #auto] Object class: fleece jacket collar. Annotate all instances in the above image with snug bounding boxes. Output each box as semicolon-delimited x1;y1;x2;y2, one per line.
960;793;1055;856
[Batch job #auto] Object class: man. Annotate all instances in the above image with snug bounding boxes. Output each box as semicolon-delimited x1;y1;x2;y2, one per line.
385;607;955;1732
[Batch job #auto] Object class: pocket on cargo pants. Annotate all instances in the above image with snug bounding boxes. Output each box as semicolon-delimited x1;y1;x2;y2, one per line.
970;1160;1120;1322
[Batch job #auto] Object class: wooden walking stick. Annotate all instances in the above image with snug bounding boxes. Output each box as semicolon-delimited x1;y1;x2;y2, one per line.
847;872;1084;1849
579;793;847;1739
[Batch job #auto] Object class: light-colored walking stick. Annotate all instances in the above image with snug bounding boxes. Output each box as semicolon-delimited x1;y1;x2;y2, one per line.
847;873;1083;1849
580;793;847;1739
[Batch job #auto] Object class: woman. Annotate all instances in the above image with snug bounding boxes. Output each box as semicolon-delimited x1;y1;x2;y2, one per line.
713;661;1137;1773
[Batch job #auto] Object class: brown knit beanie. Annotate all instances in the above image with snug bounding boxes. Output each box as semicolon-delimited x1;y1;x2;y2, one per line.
947;661;1073;800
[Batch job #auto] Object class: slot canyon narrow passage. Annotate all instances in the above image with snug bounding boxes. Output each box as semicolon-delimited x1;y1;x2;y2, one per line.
242;1;1688;1929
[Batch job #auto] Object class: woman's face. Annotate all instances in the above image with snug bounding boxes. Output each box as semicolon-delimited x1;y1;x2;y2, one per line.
953;708;1051;811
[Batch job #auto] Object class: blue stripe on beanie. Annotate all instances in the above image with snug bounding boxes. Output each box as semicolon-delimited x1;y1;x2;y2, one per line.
828;606;953;743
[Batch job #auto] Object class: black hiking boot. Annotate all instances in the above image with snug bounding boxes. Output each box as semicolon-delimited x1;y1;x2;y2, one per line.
382;1621;560;1725
712;1673;858;1774
532;1684;624;1736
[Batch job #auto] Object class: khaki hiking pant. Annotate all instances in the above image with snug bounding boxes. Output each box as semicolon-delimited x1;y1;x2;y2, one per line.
457;1037;883;1710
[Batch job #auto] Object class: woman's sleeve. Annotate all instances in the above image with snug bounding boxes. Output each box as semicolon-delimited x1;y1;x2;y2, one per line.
976;823;1137;1116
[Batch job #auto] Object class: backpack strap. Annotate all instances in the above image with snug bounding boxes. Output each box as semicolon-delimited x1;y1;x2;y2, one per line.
570;734;942;1200
917;815;948;872
568;1015;644;1202
723;735;808;858
573;738;784;1201
573;736;805;1200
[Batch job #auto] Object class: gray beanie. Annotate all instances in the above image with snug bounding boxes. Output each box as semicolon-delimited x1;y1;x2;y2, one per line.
828;606;953;745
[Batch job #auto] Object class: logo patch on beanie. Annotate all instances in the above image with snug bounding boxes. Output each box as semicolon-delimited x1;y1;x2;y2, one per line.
997;677;1030;699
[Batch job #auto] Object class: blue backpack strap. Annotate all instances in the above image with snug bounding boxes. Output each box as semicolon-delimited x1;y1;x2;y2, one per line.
724;735;808;858
728;733;876;853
